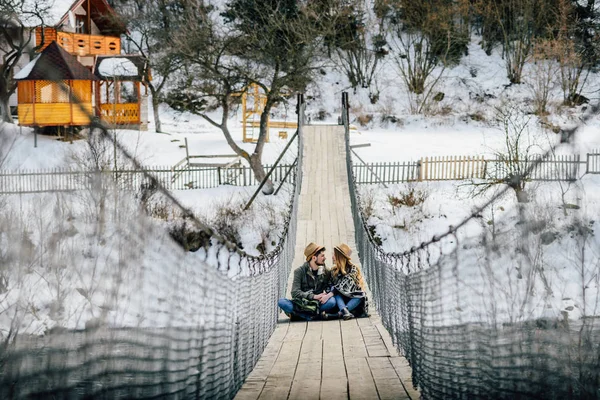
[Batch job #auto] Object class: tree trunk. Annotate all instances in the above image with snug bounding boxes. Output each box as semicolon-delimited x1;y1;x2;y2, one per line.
515;189;529;203
249;154;274;195
151;93;162;133
0;96;13;123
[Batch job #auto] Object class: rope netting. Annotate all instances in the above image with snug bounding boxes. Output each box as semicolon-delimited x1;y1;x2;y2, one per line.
342;93;600;399
0;52;305;398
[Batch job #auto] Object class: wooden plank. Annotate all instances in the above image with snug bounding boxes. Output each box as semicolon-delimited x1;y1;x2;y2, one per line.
257;323;306;400
288;322;323;400
235;324;291;400
373;320;400;357
341;318;368;359
345;356;379;399
367;357;411;400
321;321;348;400
357;317;389;358
389;357;421;400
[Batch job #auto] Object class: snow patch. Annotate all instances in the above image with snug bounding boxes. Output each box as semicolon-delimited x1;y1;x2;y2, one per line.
98;58;139;77
13;54;40;80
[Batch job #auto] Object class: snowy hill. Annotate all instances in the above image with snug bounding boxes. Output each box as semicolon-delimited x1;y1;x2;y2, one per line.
2;32;600;333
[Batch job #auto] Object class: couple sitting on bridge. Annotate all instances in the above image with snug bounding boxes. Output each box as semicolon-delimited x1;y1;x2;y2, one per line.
278;242;369;321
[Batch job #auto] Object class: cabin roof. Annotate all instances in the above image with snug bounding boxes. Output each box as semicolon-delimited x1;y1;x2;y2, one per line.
94;55;149;81
14;41;98;81
48;0;126;35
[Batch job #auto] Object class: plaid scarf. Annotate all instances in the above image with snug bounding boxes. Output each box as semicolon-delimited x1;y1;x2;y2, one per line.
333;265;369;316
333;266;364;298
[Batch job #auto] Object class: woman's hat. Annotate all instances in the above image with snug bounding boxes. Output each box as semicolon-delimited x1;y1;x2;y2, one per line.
334;243;352;260
304;242;325;261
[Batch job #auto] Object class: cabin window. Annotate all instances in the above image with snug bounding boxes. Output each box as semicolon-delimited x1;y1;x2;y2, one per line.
75;15;86;33
36;81;70;103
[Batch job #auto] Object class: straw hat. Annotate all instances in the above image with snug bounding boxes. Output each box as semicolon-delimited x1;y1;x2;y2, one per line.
304;242;325;261
334;243;352;260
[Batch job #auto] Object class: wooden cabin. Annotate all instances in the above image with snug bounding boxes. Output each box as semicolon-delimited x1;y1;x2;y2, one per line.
14;0;150;130
15;42;97;127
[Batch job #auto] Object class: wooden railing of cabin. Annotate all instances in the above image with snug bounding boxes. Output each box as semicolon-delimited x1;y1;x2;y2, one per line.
99;104;140;125
57;31;121;56
36;28;121;56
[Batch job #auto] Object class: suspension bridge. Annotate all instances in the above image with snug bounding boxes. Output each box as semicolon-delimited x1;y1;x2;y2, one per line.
235;125;418;400
1;94;599;399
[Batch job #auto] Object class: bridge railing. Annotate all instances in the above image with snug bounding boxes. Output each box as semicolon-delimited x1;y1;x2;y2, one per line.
0;65;304;398
342;92;600;399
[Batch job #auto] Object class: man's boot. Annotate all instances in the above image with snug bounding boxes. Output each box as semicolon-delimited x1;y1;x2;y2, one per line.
321;311;341;320
341;308;355;321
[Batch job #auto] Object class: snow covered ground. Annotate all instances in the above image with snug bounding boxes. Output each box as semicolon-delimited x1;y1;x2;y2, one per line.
2;38;600;334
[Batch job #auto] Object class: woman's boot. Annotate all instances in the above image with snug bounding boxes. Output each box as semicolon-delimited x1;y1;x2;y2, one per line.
321;311;341;320
341;308;354;321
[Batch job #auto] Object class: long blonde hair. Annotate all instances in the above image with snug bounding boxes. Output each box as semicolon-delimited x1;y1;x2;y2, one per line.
332;248;365;290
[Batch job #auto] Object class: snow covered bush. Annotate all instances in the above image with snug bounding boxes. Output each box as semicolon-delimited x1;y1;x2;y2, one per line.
360;175;600;325
387;185;427;212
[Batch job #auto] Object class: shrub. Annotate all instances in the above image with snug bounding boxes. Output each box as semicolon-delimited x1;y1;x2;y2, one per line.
388;187;426;211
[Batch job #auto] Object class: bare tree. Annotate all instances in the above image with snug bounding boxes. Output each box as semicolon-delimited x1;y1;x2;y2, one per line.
114;0;182;133
527;40;560;116
0;0;49;123
328;0;388;103
474;103;540;203
382;0;468;114
165;0;330;194
554;0;592;106
222;0;332;193
163;1;254;182
492;0;535;84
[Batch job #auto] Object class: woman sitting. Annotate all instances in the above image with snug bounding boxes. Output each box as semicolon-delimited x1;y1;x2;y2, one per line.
323;243;369;320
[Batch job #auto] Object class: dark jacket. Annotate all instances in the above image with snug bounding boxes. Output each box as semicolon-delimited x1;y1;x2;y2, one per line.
291;262;332;300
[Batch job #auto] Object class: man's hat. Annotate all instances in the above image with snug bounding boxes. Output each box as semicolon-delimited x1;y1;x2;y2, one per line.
304;242;325;261
334;243;352;260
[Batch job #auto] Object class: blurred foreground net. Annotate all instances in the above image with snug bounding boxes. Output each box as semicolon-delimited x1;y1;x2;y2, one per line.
342;93;600;399
0;51;304;396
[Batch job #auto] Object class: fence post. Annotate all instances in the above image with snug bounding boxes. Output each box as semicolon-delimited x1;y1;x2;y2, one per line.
586;153;590;174
217;167;222;185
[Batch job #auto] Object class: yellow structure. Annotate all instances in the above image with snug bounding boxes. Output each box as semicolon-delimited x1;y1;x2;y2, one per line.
239;84;300;142
15;0;150;130
241;83;268;143
94;56;149;126
16;42;96;126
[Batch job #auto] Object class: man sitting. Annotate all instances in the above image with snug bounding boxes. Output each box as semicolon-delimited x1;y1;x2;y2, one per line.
277;242;336;321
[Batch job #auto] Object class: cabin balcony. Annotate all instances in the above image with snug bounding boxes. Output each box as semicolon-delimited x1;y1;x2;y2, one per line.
36;28;121;56
99;103;140;125
56;31;121;56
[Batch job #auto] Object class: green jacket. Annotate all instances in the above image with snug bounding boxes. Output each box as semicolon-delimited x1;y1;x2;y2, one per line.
291;262;332;300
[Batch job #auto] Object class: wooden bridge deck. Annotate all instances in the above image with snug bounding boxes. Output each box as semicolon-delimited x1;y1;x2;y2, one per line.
235;125;419;400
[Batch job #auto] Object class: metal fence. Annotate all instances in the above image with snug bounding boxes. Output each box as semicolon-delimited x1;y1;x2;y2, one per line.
586;149;600;174
0;85;306;399
353;154;592;184
3;152;597;195
0;164;297;194
353;161;420;184
0;158;301;399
